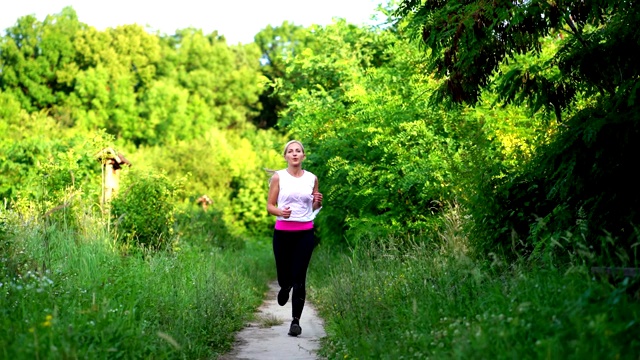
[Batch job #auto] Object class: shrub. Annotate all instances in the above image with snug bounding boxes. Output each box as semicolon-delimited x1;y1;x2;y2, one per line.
110;171;183;250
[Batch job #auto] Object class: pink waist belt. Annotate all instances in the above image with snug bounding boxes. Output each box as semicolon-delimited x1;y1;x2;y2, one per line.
275;220;314;231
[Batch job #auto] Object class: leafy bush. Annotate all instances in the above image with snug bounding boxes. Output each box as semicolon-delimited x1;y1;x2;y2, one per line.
468;103;640;264
110;171;184;250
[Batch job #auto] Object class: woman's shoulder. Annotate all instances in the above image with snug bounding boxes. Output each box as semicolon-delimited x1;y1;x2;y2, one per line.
303;170;317;180
271;169;289;182
270;170;284;182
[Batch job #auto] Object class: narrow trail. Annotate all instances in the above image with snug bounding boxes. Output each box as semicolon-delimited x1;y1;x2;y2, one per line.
219;281;326;360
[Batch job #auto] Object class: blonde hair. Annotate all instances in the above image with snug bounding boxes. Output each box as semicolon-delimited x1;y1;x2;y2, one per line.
283;140;305;156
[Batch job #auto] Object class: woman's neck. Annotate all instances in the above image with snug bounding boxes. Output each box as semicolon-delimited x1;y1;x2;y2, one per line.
286;166;304;178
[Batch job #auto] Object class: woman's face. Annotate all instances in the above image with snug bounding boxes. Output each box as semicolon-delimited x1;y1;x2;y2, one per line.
284;143;305;165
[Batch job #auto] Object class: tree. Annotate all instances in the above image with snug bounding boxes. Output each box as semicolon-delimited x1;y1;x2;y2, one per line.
253;22;312;129
0;7;83;111
396;0;640;258
158;29;263;131
68;24;162;144
395;1;637;116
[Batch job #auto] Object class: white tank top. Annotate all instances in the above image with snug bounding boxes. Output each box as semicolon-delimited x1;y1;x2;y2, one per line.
276;169;320;222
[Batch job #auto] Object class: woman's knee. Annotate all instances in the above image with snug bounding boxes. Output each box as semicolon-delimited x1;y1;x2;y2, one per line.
292;282;306;292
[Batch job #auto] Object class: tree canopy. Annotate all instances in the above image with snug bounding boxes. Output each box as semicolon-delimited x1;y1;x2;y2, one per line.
397;0;640;256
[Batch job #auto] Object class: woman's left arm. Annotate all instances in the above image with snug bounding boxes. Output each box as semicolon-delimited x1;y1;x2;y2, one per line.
312;177;323;211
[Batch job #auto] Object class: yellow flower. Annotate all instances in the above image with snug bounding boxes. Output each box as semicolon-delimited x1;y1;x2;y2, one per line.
42;314;53;327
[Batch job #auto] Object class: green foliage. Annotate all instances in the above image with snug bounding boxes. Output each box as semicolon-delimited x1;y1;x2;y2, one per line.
278;22;469;245
2;7;265;147
444;94;556;257
1;6;279;247
395;0;631;112
0;7;82;111
158;28;264;131
253;21;317;129
133;127;283;239
483;104;640;261
397;0;640;259
0;110;107;212
133;129;235;200
224;130;283;237
255;19;399;131
65;24;161;144
110;171;184;250
138;80;191;144
0;87;23;121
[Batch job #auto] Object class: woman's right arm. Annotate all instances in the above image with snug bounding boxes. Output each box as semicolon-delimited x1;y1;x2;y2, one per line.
267;173;282;217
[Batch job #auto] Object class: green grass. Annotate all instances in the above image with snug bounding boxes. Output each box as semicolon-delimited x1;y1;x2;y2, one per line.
5;202;639;360
309;214;640;359
0;211;274;359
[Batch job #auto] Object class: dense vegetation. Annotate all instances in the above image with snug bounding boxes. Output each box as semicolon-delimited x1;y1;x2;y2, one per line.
395;0;640;258
310;210;638;359
2;2;639;359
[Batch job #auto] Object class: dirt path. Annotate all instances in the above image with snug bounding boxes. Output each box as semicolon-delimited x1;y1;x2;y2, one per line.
219;281;326;360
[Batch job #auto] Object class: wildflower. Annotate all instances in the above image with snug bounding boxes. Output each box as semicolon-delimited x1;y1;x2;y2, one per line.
42;314;53;327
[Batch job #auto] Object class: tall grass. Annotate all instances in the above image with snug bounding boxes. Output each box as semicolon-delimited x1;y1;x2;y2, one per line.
309;208;640;359
0;208;274;359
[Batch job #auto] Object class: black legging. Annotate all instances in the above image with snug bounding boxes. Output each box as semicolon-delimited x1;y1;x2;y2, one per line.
272;229;316;319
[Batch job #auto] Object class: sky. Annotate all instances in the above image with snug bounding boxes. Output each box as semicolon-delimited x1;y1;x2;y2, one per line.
1;0;384;44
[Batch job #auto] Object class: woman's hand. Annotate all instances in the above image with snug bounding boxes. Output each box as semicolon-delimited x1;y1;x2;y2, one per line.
281;206;292;219
312;192;323;207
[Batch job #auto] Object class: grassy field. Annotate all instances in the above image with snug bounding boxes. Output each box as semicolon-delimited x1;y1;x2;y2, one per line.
4;203;639;360
0;210;274;359
308;211;640;359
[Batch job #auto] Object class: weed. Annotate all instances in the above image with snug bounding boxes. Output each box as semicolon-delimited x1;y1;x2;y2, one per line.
257;313;284;328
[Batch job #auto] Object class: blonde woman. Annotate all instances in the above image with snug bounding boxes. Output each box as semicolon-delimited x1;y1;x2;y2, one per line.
267;140;323;337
